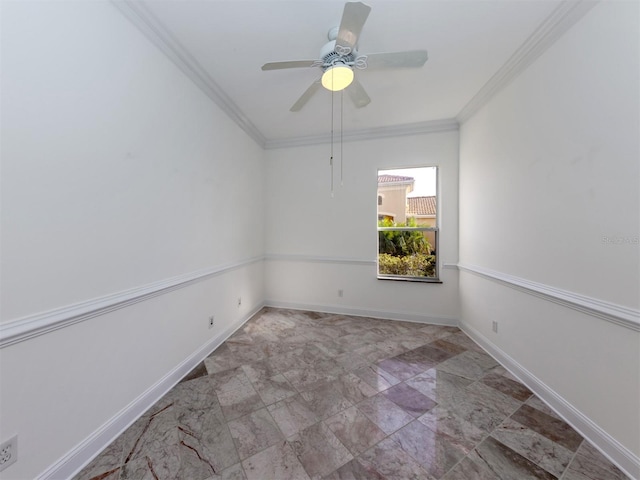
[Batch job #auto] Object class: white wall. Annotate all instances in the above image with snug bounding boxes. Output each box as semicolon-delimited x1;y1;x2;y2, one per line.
0;2;264;478
264;131;460;324
458;0;639;473
2;0;638;478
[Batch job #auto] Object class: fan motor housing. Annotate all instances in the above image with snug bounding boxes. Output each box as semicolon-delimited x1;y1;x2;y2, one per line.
320;40;356;67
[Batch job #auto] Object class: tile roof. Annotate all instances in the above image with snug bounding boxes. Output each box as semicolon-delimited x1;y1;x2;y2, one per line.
407;196;436;216
378;174;414;184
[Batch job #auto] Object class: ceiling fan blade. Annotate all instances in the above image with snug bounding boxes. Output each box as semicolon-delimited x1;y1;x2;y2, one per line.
336;2;371;54
290;80;322;112
347;78;371;108
363;51;429;70
262;60;317;71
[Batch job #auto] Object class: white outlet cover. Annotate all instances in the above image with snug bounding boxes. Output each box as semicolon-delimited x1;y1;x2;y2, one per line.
0;435;17;472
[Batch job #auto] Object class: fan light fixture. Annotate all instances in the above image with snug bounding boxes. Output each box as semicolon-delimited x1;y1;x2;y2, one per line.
321;64;354;91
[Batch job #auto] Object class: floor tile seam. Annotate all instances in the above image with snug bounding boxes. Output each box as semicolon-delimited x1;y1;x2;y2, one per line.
465;380;525;418
440;447;480;479
324;449;387;480
230;422;287;463
487;415;574;480
237;437;293;470
510;402;585;454
215;391;249;469
381;388;435;417
454;434;538;480
351;399;413;438
244;372;297;400
380;367;446;401
322;410;389;460
490;435;568;480
557;439;587;480
285;426;355;480
440;432;498;478
358;434;435;480
399;413;491;479
413;392;516;478
304;395;356;422
354;437;403;479
237;457;252;480
272;396;351;439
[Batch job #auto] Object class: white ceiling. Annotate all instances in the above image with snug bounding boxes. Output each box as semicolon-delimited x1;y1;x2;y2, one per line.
126;0;564;145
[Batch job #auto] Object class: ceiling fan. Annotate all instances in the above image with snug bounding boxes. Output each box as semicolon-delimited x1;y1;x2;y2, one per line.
261;2;428;112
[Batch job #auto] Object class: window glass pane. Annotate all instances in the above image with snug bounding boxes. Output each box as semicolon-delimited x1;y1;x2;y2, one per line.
377;167;438;281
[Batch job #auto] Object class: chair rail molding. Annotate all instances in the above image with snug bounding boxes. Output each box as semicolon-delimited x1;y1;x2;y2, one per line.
0;256;265;348
456;263;640;331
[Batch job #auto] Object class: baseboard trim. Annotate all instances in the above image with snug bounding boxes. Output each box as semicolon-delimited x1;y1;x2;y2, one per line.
0;256;264;348
38;303;264;480
460;321;640;480
456;263;639;332
265;300;458;326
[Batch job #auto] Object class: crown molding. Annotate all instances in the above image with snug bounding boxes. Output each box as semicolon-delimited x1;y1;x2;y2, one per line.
456;0;598;124
110;0;267;148
456;263;640;332
264;118;459;150
112;0;597;148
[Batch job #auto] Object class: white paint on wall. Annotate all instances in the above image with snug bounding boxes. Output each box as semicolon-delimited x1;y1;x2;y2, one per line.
459;0;639;308
0;1;265;322
2;0;639;477
264;131;460;321
459;0;640;465
0;2;265;478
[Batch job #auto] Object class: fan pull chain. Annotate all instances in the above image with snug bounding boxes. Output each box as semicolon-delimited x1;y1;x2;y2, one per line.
330;87;334;197
340;89;344;187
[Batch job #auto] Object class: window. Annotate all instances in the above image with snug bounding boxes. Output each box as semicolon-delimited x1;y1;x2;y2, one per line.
377;167;439;282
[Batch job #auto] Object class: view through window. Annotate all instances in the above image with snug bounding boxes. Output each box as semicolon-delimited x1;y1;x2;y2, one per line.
377;167;439;281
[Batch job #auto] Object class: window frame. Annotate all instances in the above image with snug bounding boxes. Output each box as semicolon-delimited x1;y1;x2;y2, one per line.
376;166;440;283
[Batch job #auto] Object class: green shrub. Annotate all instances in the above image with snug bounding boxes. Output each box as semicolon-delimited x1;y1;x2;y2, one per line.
378;253;436;277
378;218;432;256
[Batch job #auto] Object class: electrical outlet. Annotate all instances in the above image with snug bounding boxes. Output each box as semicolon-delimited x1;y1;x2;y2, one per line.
492;321;498;333
208;316;215;329
338;289;343;297
237;297;242;307
0;435;17;472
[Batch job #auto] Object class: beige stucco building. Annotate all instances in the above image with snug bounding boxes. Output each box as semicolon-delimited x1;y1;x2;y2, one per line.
377;174;437;251
377;174;414;223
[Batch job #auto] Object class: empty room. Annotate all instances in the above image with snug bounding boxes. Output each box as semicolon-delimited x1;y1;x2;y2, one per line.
0;1;638;479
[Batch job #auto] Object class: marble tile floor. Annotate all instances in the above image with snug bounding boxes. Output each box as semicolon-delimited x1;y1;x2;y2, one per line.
74;308;630;480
